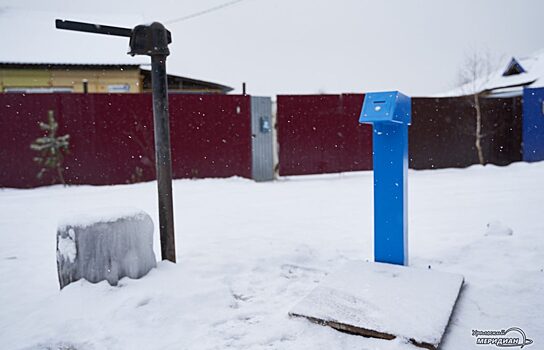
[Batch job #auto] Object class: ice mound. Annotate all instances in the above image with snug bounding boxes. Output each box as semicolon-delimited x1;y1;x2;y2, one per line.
56;207;157;289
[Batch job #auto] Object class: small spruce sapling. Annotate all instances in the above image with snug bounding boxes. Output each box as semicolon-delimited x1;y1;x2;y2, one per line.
30;110;70;185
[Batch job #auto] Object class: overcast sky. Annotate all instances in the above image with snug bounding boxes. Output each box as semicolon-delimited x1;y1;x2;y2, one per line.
1;0;543;96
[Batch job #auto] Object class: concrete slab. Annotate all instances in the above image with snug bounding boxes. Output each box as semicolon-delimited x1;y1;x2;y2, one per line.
289;261;463;349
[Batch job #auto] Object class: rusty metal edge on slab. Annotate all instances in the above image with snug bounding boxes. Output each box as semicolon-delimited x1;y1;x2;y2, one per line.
289;278;465;350
289;311;437;350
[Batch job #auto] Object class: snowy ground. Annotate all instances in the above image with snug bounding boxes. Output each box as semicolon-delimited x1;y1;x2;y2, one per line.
1;162;543;350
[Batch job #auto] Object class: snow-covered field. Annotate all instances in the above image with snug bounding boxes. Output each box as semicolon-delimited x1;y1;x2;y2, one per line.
1;162;543;350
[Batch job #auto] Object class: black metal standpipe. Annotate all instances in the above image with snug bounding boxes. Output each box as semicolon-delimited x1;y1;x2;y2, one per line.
151;54;176;263
55;19;177;263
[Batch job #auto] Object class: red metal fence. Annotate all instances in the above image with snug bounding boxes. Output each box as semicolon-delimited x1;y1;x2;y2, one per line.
276;94;522;176
1;93;523;188
0;94;252;188
276;94;372;176
410;96;522;169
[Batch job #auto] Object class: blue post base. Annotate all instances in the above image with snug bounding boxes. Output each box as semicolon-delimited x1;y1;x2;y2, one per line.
373;123;408;266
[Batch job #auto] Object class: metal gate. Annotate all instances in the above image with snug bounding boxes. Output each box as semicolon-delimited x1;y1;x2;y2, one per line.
251;96;275;181
523;87;544;162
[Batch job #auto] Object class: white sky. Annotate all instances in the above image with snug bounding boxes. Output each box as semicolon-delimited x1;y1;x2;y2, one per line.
1;0;543;96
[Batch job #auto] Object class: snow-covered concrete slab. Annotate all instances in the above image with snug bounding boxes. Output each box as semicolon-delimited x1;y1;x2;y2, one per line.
289;261;464;349
56;207;157;289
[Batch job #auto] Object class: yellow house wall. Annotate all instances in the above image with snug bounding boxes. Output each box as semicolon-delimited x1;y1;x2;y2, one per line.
0;68;50;89
0;67;142;93
50;69;141;93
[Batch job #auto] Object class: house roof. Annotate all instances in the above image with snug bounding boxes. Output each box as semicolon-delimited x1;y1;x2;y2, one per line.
140;68;233;93
437;49;544;97
0;62;144;70
0;62;233;93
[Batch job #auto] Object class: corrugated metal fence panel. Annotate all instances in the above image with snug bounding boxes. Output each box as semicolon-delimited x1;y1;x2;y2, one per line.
0;94;61;187
276;94;372;176
250;96;275;181
276;94;522;176
0;93;252;188
522;87;544;162
410;96;522;169
170;94;252;179
1;92;525;188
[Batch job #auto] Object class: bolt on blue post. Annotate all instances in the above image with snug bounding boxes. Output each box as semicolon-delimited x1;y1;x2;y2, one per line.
359;91;411;266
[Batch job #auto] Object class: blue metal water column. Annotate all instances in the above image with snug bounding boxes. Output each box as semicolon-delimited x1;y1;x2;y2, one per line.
359;91;411;266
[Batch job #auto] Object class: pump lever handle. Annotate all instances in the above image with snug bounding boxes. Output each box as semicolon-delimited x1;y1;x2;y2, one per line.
55;19;132;38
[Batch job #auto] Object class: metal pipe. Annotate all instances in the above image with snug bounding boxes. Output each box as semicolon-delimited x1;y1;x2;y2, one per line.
151;54;176;263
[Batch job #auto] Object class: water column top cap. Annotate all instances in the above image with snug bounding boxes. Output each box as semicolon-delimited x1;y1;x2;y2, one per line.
359;91;411;126
128;22;172;57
